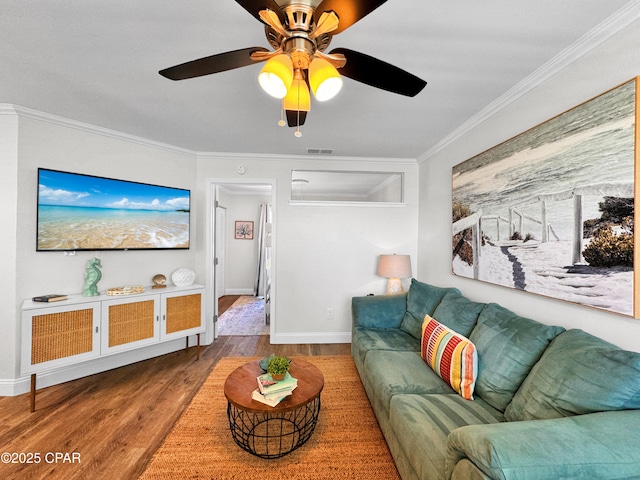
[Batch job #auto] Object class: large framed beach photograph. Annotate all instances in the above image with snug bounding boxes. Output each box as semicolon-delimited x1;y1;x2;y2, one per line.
452;77;638;317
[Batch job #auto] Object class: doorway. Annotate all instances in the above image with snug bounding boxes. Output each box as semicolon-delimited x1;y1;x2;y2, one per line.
217;295;269;335
207;179;275;340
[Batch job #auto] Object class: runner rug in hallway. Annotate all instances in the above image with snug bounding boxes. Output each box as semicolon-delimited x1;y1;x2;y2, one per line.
139;355;400;480
217;296;269;336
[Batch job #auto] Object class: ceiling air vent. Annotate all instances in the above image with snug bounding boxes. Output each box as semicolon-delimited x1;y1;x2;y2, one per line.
306;148;334;155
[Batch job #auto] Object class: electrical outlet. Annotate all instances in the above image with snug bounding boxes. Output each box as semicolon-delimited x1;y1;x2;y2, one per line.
327;307;334;320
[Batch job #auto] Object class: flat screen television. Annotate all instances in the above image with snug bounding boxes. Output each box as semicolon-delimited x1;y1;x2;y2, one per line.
37;168;191;251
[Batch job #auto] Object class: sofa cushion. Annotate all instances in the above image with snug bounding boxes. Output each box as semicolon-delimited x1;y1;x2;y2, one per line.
447;410;640;480
505;329;640;421
362;350;455;419
400;279;460;339
421;315;478;400
432;290;485;337
352;293;408;330
390;394;504;480
468;303;565;412
352;327;420;370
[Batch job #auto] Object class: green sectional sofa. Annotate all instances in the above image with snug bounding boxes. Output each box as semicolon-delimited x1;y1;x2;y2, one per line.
351;279;640;480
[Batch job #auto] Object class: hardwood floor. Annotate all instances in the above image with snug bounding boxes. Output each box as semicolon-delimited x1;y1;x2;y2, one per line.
218;294;241;316
0;336;351;480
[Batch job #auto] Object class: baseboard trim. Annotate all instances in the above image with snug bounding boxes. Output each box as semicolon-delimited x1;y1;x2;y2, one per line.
224;288;255;295
0;379;23;397
0;332;349;395
0;337;195;397
270;332;351;344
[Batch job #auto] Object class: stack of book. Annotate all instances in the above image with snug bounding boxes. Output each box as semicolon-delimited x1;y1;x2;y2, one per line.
252;372;298;407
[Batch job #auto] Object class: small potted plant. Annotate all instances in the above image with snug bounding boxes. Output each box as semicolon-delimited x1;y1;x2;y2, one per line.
267;356;290;381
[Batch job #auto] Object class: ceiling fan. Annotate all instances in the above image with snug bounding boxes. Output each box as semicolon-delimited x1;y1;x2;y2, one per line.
159;0;427;136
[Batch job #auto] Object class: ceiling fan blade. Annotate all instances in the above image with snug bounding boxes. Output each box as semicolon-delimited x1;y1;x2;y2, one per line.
235;0;286;25
329;47;426;97
286;110;307;127
313;0;389;35
159;47;269;80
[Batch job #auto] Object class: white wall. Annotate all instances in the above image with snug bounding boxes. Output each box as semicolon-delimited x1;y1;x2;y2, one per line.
2;108;200;393
0;110;19;390
0;105;420;393
197;155;419;343
418;17;640;352
16;115;199;294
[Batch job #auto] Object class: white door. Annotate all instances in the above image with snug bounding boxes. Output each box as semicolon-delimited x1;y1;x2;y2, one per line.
214;205;226;339
215;205;226;299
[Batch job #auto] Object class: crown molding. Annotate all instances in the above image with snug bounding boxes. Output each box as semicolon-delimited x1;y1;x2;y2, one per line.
1;104;417;164
0;104;195;158
0;104;19;116
196;150;418;165
418;0;640;164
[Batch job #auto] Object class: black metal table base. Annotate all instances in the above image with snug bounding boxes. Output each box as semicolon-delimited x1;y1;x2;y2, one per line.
227;396;321;458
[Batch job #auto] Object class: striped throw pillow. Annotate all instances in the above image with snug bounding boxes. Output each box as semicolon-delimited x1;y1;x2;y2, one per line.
421;314;478;400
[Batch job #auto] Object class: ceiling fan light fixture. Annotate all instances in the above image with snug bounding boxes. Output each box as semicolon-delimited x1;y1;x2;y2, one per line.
283;72;311;112
309;57;343;101
258;54;294;98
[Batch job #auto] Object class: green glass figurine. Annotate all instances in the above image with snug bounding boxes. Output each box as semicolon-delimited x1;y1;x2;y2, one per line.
83;257;102;296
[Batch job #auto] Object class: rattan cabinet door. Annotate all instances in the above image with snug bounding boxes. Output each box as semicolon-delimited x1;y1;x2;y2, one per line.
160;288;205;341
101;295;160;354
21;302;101;375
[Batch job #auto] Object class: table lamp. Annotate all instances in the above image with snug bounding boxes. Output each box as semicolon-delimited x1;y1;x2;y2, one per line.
377;254;412;294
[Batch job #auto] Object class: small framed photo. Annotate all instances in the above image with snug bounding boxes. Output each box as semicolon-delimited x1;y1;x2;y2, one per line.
235;221;254;240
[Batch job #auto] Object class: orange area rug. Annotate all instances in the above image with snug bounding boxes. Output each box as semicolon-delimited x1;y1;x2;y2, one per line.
139;355;400;479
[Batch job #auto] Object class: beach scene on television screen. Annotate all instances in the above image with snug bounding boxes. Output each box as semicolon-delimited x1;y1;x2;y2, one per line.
37;170;190;250
452;79;635;316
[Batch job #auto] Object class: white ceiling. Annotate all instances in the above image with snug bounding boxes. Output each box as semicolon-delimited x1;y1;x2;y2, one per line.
0;1;635;160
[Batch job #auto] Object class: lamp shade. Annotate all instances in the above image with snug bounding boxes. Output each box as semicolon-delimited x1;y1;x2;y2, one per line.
283;74;311;112
309;57;343;101
258;54;294;99
377;254;412;279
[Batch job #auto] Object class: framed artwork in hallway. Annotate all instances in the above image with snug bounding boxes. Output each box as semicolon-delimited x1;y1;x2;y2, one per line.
235;221;254;240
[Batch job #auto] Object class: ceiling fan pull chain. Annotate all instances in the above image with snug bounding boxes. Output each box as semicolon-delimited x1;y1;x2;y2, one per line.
295;85;303;137
278;101;286;127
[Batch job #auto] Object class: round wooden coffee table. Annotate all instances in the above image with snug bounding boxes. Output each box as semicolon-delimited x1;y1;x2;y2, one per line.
224;358;324;459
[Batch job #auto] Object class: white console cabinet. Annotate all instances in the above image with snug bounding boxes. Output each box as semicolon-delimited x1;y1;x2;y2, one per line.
21;284;205;411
